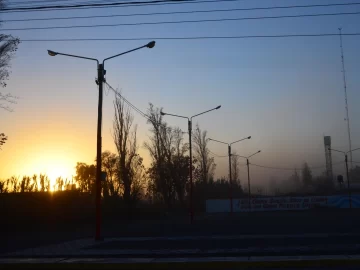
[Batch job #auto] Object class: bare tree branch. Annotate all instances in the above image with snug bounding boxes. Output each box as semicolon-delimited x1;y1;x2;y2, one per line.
193;124;216;184
0;1;21;111
0;133;8;150
113;94;143;206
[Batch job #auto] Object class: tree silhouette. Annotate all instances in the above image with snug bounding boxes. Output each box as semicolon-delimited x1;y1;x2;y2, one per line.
231;151;241;186
192;124;215;184
113;96;144;206
75;162;96;193
0;179;8;193
145;104;190;208
39;174;51;192
101;151;119;197
144;103;172;206
0;1;20;112
302;162;313;190
289;169;301;192
0;133;7;149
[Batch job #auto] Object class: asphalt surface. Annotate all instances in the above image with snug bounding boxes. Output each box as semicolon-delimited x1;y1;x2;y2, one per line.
2;210;360;256
87;235;360;251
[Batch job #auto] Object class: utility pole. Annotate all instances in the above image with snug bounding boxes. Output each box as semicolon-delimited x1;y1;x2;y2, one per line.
228;145;233;213
209;136;251;214
339;28;353;169
95;63;104;240
345;154;352;209
188;119;193;223
233;150;261;212
329;147;360;209
247;158;251;211
47;41;156;241
161;106;221;224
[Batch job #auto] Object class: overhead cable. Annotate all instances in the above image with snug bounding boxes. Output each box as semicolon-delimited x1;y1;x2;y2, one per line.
4;2;360;22
16;33;360;42
3;11;360;31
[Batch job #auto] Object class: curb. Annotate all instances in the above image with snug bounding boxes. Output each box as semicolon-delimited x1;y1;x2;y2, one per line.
1;256;360;269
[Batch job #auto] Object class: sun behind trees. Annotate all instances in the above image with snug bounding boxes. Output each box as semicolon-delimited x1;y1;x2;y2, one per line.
0;99;243;215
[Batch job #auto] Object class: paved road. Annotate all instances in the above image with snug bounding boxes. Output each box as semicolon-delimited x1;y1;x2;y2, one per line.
2;210;360;255
2;256;360;270
87;234;360;252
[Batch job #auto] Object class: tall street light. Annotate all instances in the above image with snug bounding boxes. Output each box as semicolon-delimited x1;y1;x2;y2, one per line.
328;147;360;209
208;136;251;213
161;105;221;224
235;150;261;211
47;41;156;241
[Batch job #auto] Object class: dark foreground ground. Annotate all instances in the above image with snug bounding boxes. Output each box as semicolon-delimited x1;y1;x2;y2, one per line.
2;209;360;254
2;209;360;269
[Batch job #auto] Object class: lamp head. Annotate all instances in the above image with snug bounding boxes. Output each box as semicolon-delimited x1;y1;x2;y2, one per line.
160;111;165;116
258;150;261;153
247;136;251;139
47;50;58;56
215;105;221;109
146;41;156;48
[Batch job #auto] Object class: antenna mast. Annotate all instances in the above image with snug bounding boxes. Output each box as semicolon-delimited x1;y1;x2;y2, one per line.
339;28;353;168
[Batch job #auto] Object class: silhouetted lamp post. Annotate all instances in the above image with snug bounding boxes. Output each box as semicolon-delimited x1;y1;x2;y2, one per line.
208;136;251;214
235;150;261;211
328;147;360;209
47;41;155;241
161;105;221;224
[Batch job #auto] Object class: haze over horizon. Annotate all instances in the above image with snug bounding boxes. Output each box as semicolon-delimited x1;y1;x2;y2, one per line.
1;0;360;189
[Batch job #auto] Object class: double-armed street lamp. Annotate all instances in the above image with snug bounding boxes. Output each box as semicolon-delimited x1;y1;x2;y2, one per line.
47;41;156;240
235;150;261;211
328;147;360;209
161;105;221;224
208;136;251;213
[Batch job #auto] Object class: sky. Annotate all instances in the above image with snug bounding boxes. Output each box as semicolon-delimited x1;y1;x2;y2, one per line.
0;0;360;190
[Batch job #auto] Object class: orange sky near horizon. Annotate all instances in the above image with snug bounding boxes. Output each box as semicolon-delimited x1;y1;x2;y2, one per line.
2;10;360;190
0;92;152;186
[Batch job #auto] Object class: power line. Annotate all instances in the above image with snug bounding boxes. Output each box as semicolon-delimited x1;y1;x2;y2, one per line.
9;0;83;4
209;150;227;158
105;82;150;120
8;0;123;5
3;12;360;31
208;150;344;170
0;0;269;13
105;82;171;131
1;0;226;12
7;1;95;7
4;2;360;23
250;161;345;171
16;33;360;42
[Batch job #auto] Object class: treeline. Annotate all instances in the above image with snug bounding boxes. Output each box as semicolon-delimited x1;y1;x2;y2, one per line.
1;97;244;213
268;162;348;196
0;174;75;193
73;101;244;211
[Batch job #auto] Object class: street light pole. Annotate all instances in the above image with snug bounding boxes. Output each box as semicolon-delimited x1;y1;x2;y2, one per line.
47;41;156;241
247;158;250;211
161;105;221;224
345;154;351;208
329;147;360;209
188;119;193;223
228;144;232;213
96;63;104;240
209;136;251;213
235;150;261;212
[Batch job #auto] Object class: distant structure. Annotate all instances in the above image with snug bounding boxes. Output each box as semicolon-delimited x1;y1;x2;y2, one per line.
339;28;353;168
324;136;333;180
